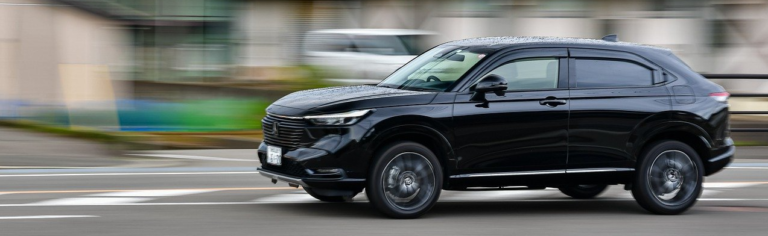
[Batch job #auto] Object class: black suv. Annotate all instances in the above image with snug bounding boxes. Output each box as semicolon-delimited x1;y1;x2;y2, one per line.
257;36;734;218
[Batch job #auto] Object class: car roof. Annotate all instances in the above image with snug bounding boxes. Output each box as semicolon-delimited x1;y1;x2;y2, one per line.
308;28;436;36
443;36;671;53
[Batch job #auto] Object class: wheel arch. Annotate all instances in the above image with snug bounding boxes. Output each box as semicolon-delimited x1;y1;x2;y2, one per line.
633;121;713;174
361;117;455;181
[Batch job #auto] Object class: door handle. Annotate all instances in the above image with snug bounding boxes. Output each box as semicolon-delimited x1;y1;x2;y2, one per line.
539;98;567;107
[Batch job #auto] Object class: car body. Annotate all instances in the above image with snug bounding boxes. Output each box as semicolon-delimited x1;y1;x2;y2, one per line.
258;36;734;218
303;28;434;84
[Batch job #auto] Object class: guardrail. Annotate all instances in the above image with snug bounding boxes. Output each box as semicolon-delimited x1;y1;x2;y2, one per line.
702;74;768;132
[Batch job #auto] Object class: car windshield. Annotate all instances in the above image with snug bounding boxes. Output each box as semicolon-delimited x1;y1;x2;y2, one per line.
378;46;486;91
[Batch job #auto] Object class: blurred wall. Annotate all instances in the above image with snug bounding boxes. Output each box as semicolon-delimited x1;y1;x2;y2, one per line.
233;0;768;77
0;0;131;128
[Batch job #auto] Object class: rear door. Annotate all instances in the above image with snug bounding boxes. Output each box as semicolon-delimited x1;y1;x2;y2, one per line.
566;48;671;173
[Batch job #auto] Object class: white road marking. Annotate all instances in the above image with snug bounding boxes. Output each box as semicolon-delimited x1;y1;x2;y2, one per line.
0;215;98;220
0;172;257;177
90;189;217;197
32;197;151;205
703;182;763;188
440;190;559;202
254;194;318;203
4;198;768;207
128;154;257;162
726;167;768;170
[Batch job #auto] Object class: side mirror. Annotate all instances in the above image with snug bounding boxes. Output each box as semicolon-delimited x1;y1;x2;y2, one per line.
470;74;507;102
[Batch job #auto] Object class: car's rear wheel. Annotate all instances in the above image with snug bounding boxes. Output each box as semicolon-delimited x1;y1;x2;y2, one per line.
558;185;608;199
367;142;442;219
304;188;356;202
632;140;703;214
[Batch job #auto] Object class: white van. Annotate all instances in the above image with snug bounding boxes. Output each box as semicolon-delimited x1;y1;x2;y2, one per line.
303;29;435;84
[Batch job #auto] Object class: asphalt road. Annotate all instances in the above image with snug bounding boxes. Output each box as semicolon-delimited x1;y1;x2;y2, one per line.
0;149;767;236
2;129;768;235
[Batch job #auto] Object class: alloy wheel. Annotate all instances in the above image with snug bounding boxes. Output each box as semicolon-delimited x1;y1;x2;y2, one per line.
381;152;437;211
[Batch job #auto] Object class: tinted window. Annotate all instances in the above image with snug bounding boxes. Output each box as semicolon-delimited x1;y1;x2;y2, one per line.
575;59;652;88
483;58;559;91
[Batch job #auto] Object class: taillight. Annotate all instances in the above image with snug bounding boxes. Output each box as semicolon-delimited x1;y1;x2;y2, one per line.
710;92;730;102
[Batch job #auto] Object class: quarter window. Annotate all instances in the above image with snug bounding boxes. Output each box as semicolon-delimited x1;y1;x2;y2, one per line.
574;59;652;88
483;58;559;91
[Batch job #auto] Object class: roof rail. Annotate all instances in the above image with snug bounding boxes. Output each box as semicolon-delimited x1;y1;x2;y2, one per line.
602;34;619;42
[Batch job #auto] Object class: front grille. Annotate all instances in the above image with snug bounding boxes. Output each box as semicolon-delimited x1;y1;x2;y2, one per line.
259;154;309;177
262;114;308;150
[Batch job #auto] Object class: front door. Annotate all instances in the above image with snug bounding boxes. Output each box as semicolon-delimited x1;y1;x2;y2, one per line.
452;48;570;177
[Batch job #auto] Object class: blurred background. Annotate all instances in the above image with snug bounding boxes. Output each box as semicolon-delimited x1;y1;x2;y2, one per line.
1;0;767;149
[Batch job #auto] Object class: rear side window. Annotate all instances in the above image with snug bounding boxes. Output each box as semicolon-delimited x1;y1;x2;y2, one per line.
574;59;652;88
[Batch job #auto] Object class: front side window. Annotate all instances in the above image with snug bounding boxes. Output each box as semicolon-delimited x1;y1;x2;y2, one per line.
378;46;487;91
574;59;652;88
482;58;559;91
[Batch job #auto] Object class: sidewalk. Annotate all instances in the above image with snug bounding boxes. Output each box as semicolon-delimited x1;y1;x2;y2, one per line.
0;127;130;168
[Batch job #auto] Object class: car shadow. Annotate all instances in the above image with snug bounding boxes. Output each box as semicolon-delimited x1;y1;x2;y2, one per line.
251;198;648;219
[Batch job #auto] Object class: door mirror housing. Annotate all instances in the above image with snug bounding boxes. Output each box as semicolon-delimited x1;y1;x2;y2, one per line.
470;74;508;101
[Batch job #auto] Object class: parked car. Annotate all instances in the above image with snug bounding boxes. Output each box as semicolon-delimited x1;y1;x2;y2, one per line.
258;35;734;218
303;28;434;84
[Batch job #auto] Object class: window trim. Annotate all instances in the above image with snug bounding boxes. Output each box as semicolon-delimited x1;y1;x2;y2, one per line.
456;47;569;93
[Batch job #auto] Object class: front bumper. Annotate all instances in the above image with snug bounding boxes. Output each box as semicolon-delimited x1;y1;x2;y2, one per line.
256;143;367;191
257;167;366;190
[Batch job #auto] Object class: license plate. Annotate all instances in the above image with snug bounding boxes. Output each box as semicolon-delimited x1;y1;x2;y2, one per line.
267;145;282;166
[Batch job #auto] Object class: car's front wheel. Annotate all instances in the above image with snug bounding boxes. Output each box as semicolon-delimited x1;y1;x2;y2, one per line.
367;142;442;219
632;140;703;214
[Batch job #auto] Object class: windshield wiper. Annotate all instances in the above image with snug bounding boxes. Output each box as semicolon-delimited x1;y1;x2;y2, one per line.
400;87;440;92
377;84;399;89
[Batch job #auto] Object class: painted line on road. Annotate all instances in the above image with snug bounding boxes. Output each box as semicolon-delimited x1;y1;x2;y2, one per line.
0;172;258;178
33;197;151;206
726;167;768;170
128;154;258;162
0;167;258;174
3;198;768;207
703;182;765;188
0;187;297;195
1;181;766;196
89;189;218;197
728;163;768;167
0;215;98;220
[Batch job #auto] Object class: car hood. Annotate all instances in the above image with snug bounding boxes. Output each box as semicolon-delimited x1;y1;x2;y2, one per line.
267;85;437;116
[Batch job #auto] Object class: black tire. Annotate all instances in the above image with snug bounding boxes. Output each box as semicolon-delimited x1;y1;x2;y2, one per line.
304;188;356;202
558;185;608;199
367;142;443;219
632;140;704;215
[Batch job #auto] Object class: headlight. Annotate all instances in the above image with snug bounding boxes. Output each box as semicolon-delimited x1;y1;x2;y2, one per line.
304;110;372;126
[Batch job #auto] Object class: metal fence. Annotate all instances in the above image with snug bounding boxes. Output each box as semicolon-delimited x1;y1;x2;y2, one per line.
702;74;768;132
